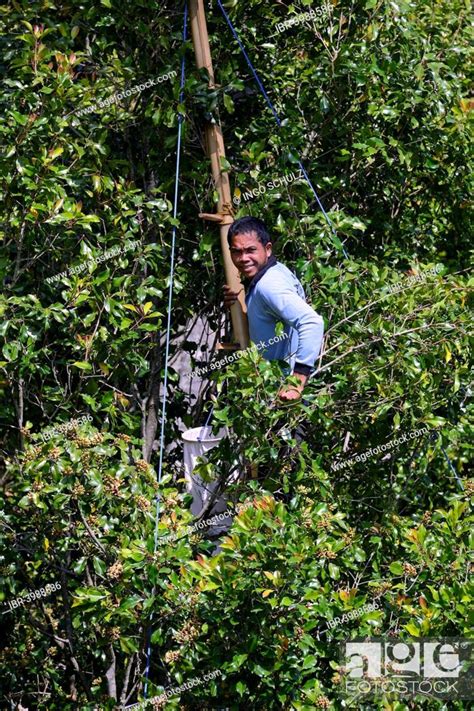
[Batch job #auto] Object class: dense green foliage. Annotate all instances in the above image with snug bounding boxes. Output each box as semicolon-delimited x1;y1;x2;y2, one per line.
0;0;472;708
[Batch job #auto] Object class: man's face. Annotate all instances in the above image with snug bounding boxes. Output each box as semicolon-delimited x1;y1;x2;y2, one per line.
229;231;272;279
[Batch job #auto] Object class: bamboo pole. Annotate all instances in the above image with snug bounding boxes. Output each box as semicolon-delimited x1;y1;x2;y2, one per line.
188;0;249;350
189;0;256;480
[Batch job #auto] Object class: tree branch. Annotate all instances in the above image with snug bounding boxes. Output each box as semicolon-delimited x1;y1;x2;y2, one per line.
106;644;117;700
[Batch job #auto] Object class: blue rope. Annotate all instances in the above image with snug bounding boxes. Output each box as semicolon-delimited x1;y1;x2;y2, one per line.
197;404;215;442
216;0;349;260
143;3;188;700
440;443;464;491
430;431;464;491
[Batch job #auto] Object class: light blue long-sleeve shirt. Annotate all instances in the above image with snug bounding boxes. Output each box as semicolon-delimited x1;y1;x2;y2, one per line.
245;260;324;375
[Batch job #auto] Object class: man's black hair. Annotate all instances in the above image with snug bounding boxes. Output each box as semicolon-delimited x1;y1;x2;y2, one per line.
227;216;272;247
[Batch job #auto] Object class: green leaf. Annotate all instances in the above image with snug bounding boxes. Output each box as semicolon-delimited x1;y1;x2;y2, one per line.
405;622;421;637
119;636;139;653
389;562;404;576
93;557;106;576
223;94;235;114
11;111;28;125
219;156;232;172
236;681;247;696
72;588;109;606
72;361;92;371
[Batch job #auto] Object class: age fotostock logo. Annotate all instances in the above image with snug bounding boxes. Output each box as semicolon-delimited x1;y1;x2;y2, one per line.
340;638;473;700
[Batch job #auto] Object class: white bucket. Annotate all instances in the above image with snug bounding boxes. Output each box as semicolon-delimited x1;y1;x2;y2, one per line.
181;425;240;537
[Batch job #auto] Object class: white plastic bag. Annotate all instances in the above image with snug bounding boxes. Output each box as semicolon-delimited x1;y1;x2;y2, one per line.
181;425;240;537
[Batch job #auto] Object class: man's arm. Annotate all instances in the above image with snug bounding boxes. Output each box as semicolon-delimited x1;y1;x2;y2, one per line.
260;285;324;400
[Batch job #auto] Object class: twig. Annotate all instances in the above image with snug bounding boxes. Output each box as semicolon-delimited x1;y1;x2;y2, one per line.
120;654;137;706
106;644;117;700
77;506;108;557
317;322;456;374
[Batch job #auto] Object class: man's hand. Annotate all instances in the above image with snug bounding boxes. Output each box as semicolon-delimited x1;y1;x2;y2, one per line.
223;284;243;309
278;372;308;402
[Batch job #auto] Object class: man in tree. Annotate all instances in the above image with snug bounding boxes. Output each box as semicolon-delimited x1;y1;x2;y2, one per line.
223;216;324;402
